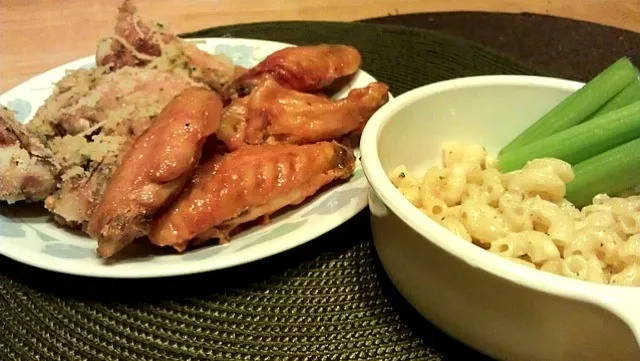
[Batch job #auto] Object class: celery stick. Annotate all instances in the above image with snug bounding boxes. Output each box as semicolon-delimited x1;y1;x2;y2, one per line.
498;100;640;172
499;57;639;155
586;77;640;120
566;137;640;208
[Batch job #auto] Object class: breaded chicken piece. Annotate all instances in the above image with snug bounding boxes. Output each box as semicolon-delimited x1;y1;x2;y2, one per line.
26;67;111;141
0;107;59;203
28;67;201;142
95;0;243;92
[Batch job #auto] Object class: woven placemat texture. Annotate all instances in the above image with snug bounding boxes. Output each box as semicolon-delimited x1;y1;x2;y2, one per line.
362;12;640;82
1;19;633;361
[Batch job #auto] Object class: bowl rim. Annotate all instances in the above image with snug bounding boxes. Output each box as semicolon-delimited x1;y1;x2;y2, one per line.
360;74;640;300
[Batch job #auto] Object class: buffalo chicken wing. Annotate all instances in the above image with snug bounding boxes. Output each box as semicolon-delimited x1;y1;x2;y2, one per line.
148;141;355;251
87;88;223;258
226;44;362;98
217;75;389;151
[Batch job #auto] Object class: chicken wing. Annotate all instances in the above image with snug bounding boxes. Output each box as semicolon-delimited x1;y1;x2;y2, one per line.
96;0;242;92
148;141;355;251
0;107;60;203
216;75;389;151
225;44;362;98
87;87;223;258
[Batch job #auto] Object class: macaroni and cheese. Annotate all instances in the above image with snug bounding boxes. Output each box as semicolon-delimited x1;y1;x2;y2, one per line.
388;142;640;286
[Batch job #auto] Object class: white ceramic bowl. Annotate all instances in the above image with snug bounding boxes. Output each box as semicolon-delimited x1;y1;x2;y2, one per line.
360;75;640;361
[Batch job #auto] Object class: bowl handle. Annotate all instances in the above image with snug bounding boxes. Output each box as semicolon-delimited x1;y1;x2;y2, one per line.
367;186;389;217
594;289;640;346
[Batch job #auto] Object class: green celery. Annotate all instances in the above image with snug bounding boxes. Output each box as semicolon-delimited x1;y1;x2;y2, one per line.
498;100;640;172
499;57;639;155
586;76;640;120
566;137;640;208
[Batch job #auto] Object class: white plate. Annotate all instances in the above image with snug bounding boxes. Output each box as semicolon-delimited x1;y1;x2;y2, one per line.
0;38;382;278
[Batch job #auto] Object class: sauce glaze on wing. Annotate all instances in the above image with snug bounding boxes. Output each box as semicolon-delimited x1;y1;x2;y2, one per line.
148;141;356;251
217;75;389;151
226;44;362;98
87;87;223;258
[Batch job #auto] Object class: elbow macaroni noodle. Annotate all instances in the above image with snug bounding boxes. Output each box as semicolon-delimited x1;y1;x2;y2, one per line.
389;142;640;286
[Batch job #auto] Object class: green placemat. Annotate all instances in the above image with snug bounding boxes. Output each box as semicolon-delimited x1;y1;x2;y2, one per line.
0;20;569;361
362;12;640;82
